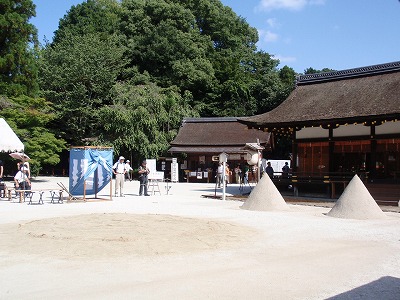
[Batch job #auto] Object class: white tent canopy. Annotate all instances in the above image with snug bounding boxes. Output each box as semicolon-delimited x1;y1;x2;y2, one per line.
0;118;24;152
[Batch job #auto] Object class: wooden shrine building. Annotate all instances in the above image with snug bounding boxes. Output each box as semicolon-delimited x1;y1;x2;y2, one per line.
240;61;400;203
169;117;271;182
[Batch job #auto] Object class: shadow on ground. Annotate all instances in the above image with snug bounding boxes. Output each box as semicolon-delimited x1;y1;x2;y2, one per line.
326;276;400;300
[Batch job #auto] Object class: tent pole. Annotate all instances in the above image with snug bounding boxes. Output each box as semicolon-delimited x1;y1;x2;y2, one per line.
110;176;112;200
94;168;98;199
83;180;86;201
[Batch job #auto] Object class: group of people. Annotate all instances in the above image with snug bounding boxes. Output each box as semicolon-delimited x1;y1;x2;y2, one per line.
0;159;32;198
215;161;291;187
112;156;150;197
216;163;250;187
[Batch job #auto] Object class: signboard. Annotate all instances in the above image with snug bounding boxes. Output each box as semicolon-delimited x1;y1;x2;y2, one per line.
171;158;179;182
229;154;241;160
147;159;164;180
199;155;205;164
219;152;228;163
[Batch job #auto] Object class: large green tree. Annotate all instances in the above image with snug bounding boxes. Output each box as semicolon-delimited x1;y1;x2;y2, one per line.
39;33;126;145
0;1;65;175
50;0;284;117
119;0;271;117
0;0;39;97
39;0;294;160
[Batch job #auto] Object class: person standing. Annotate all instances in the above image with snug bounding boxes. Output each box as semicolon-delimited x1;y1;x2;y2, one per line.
265;162;274;178
0;160;6;198
0;159;3;181
113;156;126;197
242;164;249;184
216;163;224;188
225;163;231;186
234;164;242;184
125;160;133;181
138;160;150;196
282;162;290;178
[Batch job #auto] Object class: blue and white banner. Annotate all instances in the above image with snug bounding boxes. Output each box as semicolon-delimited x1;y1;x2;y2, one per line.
69;148;113;196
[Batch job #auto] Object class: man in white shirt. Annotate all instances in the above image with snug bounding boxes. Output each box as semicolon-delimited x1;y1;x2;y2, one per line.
112;156;126;197
216;163;224;188
125;160;133;181
14;165;31;191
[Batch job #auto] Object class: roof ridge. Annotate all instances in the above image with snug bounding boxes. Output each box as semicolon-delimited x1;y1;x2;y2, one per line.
297;61;400;85
183;117;238;123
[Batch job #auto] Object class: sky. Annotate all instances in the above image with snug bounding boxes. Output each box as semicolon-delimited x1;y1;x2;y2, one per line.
30;0;400;73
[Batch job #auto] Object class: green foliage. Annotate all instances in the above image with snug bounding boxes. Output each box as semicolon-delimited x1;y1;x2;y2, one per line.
119;0;277;117
304;67;336;74
0;0;39;97
99;82;198;161
0;95;66;176
39;33;126;145
37;0;297;162
53;0;121;43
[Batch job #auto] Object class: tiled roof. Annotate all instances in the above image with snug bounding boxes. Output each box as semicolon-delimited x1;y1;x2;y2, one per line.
170;117;270;146
168;146;250;154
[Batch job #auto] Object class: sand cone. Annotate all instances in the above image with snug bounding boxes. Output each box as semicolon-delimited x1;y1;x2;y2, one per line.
327;175;386;220
241;174;289;211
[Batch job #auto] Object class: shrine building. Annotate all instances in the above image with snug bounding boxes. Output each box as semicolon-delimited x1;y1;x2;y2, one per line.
240;61;400;203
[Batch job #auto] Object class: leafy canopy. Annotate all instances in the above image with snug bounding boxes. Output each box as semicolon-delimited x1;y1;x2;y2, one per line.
0;0;39;97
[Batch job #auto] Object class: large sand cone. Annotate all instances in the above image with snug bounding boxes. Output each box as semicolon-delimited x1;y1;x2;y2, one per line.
327;175;386;220
241;174;289;211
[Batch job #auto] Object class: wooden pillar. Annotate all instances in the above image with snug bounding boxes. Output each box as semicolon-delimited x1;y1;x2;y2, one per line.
328;128;335;173
291;130;298;197
370;124;377;180
327;127;335;198
291;130;298;172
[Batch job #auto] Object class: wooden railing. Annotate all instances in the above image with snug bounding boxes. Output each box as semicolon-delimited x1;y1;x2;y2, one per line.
270;171;368;198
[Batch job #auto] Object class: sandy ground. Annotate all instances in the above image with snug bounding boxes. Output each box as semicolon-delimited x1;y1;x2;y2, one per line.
0;177;399;299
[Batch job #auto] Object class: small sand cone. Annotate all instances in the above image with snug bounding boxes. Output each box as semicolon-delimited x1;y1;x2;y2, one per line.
241;174;289;211
327;175;386;220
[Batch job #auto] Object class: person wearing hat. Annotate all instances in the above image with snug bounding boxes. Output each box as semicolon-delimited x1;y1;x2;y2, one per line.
112;156;126;197
125;160;133;181
138;160;150;196
14;163;31;193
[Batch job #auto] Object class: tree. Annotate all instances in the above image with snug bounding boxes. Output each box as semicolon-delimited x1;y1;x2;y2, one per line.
104;82;197;158
0;95;66;176
0;0;39;97
53;0;121;44
39;33;127;145
119;0;277;117
304;67;336;74
98;82;198;161
39;0;292;162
